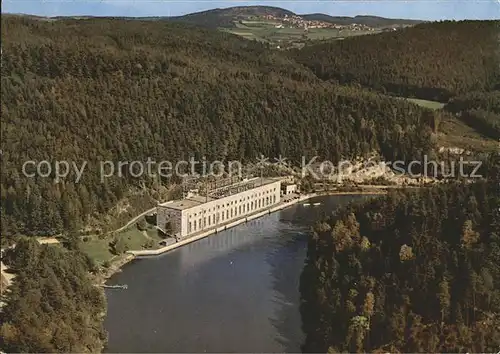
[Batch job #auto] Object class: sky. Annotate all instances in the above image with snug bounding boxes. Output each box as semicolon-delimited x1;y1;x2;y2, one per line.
2;0;500;21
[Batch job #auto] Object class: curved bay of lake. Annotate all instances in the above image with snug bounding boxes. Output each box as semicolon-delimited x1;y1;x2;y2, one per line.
104;195;368;353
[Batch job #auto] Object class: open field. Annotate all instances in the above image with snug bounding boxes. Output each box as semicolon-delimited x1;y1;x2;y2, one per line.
240;20;279;27
222;20;380;47
80;238;114;264
80;223;163;265
389;96;495;152
393;97;446;110
406;98;446;110
226;30;257;38
438;115;498;153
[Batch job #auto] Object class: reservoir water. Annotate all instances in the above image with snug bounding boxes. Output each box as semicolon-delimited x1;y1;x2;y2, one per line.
104;195;368;353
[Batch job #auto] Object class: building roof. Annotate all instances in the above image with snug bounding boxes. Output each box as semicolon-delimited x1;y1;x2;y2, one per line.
158;177;281;211
159;197;211;211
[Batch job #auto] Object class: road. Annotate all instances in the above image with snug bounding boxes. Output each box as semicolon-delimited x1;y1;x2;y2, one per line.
112;206;157;234
80;204;160;240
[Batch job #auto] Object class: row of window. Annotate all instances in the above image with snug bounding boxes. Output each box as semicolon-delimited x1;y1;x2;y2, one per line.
188;187;278;217
187;194;277;234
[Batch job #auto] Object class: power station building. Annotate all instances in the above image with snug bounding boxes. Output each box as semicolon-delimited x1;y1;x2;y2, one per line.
157;177;282;238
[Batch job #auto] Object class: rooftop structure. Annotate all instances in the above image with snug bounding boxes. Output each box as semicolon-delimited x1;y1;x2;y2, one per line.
157;177;282;238
158;177;278;211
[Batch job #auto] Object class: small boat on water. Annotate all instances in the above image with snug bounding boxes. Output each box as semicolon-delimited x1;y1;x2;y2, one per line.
313;202;321;206
303;203;310;206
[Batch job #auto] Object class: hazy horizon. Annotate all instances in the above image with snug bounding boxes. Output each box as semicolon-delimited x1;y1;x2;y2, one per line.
2;1;499;21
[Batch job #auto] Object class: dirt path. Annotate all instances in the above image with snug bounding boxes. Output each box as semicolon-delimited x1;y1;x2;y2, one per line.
113;207;157;234
81;206;157;240
141;230;152;240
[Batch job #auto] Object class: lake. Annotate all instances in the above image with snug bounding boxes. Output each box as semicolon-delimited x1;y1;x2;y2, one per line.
104;195;369;353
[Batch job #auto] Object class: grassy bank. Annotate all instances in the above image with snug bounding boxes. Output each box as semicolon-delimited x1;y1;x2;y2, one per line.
406;98;445;110
80;220;165;279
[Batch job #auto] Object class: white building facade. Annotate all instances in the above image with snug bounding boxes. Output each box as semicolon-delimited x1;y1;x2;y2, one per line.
281;183;297;195
157;178;282;238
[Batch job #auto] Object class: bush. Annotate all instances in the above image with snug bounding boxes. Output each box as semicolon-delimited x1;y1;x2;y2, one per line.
136;219;147;231
142;239;155;249
109;237;128;255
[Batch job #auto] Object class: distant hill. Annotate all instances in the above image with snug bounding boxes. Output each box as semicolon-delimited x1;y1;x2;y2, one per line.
167;6;295;28
301;14;424;27
5;6;423;30
166;6;422;29
292;20;500;101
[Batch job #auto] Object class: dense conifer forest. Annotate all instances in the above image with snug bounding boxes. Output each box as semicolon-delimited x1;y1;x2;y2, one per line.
293;21;500;101
300;161;500;353
445;91;500;139
1;15;499;353
0;239;107;352
1;16;438;240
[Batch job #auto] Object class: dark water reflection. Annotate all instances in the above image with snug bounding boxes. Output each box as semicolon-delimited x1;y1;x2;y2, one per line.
104;195;368;353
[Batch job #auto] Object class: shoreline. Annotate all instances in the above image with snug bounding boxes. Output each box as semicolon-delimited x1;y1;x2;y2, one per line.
127;193;316;257
98;253;135;283
101;189;388;282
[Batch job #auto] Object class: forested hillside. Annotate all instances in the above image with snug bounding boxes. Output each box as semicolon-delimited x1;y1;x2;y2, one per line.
445;91;500;139
300;14;423;27
167;6;295;28
1;14;499;354
300;162;500;352
0;239;107;352
1;16;437;240
293;21;500;101
166;6;422;29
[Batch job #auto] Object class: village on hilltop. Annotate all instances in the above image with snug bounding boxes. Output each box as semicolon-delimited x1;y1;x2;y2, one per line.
261;14;383;32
